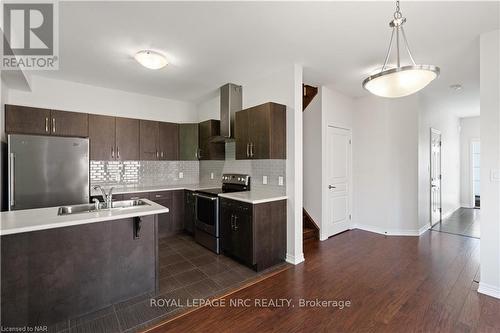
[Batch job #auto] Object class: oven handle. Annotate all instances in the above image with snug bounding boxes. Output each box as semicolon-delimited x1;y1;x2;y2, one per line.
193;193;219;201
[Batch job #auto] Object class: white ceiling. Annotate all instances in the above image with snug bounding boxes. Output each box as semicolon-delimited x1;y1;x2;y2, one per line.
34;1;499;117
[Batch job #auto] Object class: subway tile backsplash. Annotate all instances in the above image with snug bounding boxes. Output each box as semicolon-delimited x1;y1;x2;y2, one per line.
199;159;286;191
90;143;286;191
90;161;199;186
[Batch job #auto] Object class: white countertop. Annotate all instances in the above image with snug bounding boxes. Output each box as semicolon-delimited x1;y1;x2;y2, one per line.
218;189;287;204
0;199;169;236
91;184;287;204
90;184;215;196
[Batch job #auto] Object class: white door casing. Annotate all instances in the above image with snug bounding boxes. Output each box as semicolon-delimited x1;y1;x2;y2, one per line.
430;128;442;226
326;126;352;237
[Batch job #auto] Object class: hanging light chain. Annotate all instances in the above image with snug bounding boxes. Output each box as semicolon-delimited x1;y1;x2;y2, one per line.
394;0;402;19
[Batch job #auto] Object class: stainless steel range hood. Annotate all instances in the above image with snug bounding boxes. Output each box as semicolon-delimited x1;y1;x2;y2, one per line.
211;83;242;143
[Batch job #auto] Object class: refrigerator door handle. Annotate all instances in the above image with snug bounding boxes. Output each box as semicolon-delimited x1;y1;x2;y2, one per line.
9;153;15;207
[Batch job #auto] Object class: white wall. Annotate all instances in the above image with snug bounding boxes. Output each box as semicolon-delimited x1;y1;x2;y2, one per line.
460;116;480;207
352;94;420;235
303;88;322;227
417;96;462;230
6;75;198;123
196;93;220;122
478;30;500;299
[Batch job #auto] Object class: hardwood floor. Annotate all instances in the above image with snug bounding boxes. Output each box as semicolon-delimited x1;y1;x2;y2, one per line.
148;229;500;333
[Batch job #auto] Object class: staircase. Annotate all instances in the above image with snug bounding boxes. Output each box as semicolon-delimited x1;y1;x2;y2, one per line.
303;84;318;111
303;83;320;241
303;209;319;241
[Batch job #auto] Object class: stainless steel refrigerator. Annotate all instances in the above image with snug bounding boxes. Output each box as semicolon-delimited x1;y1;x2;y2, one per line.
8;134;89;211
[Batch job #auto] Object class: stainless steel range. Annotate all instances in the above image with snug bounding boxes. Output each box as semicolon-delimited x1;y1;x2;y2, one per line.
194;174;250;254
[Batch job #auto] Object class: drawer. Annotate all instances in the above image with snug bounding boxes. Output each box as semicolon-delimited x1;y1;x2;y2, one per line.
150;191;173;200
122;192;150;200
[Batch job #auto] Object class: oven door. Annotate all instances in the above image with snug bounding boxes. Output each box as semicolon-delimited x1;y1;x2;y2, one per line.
195;193;219;237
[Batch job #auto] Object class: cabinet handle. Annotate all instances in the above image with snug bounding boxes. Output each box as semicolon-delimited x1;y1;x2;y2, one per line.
117;146;120;159
155;194;162;198
246;143;250;158
52;118;56;133
156;150;159;159
230;214;235;230
45;117;49;133
250;142;254;157
197;149;202;159
130;196;140;200
233;215;239;231
161;151;164;159
111;147;115;159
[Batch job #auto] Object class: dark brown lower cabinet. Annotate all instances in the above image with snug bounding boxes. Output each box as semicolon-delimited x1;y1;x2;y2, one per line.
220;198;286;271
150;190;184;237
0;215;157;327
184;190;196;234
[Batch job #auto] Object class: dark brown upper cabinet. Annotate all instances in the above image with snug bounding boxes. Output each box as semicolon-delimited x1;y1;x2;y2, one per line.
159;122;179;161
179;123;199;161
198;119;225;160
89;114;115;160
235;102;286;160
89;115;139;161
6;105;88;138
50;110;88;137
140;120;159;160
115;117;140;160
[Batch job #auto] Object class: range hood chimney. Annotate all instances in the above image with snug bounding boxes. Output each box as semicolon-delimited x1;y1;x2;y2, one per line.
211;83;242;143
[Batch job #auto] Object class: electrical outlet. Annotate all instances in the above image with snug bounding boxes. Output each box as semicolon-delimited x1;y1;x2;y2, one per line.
492;169;500;182
179;172;184;179
211;172;214;179
278;176;284;186
263;176;268;185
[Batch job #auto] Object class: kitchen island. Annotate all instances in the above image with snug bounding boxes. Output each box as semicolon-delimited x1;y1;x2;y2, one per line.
0;199;168;329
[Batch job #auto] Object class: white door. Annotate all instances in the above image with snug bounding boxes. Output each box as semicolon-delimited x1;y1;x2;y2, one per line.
326;126;351;237
430;129;442;226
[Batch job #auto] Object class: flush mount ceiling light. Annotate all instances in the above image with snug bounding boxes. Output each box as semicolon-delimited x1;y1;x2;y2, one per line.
362;0;440;98
134;50;168;70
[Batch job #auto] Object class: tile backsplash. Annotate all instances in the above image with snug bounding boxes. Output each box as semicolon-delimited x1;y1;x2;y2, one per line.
90;161;199;187
90;143;286;191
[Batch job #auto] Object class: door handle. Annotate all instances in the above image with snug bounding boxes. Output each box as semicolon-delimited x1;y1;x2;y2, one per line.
9;153;15;207
52;118;56;133
328;185;336;189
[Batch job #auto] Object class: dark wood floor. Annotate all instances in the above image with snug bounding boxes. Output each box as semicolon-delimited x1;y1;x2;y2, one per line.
148;229;500;333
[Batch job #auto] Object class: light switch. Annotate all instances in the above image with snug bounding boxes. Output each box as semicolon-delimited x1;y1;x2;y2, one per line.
491;169;500;182
263;176;268;185
179;172;184;179
210;172;214;179
278;176;284;186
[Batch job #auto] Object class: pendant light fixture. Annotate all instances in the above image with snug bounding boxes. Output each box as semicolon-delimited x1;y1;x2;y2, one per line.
362;0;440;98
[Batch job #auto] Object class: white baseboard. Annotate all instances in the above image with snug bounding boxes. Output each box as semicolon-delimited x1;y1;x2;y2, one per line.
418;224;430;235
478;282;500;299
442;206;461;220
353;224;423;237
285;252;305;265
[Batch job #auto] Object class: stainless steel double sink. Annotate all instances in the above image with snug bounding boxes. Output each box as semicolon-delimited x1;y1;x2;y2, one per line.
58;199;149;216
